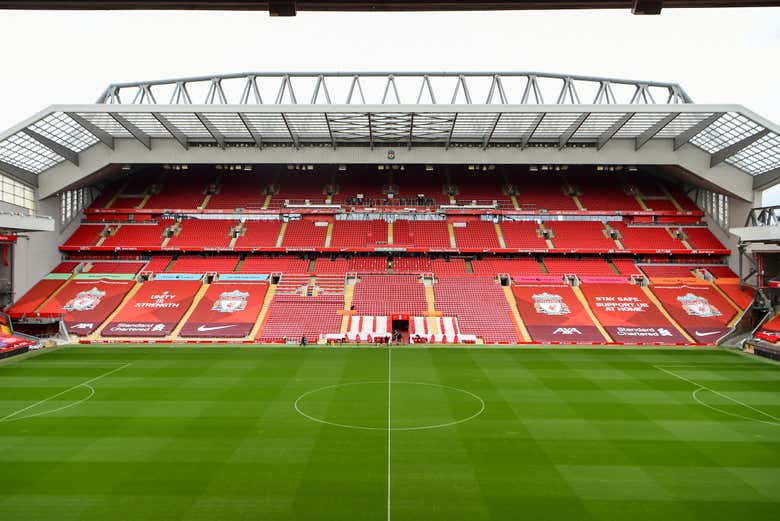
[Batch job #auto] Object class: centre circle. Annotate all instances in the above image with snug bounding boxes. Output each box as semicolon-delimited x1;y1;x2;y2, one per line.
294;381;485;431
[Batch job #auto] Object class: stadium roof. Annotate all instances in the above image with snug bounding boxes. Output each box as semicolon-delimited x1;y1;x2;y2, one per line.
1;1;778;15
1;72;778;199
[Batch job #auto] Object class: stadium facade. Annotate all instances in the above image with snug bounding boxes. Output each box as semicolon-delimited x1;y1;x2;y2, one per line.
1;72;779;350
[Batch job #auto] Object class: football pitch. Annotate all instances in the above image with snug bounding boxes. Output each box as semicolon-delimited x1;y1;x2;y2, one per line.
1;346;779;521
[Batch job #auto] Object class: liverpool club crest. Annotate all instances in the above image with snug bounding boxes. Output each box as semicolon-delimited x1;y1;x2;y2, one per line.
532;292;570;316
212;290;249;313
677;293;721;317
64;287;106;312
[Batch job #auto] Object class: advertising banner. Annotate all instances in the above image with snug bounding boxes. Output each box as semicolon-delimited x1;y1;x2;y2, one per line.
178;282;267;338
39;279;136;335
580;283;687;343
650;284;735;343
512;284;604;342
103;280;201;337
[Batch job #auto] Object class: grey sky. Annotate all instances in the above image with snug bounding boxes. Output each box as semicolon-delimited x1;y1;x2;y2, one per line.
0;7;778;199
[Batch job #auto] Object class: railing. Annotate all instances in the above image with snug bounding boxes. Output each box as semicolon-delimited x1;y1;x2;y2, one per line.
745;206;780;227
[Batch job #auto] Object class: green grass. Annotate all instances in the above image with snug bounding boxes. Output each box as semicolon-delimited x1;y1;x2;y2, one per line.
1;346;779;520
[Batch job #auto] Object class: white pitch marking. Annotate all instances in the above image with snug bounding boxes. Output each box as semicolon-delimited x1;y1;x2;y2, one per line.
293;381;485;431
0;362;131;422
654;365;780;426
387;346;392;521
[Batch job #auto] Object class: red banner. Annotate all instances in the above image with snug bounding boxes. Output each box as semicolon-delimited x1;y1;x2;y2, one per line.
580;283;687;343
103;280;201;337
178;282;267;338
651;284;735;343
39;279;136;335
512;284;604;342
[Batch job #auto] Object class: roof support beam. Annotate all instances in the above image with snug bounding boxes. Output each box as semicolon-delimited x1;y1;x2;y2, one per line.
635;113;677;150
323;113;336;150
482;113;502;150
520;113;545;149
367;112;374;150
195;113;225;148
711;129;770;168
445;113;458;150
559;113;588;149
753;167;780;191
596;113;633;150
152;113;188;150
279;113;299;149
673;112;724;150
65;112;114;150
0;160;37;188
109;113;151;150
22;128;79;166
237;113;263;149
408;113;414;150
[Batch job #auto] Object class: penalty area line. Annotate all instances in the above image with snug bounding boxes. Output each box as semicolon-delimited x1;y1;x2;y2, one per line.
0;362;132;422
654;365;780;425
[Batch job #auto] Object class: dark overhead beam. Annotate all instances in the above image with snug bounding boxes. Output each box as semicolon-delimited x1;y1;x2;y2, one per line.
0;1;772;13
109;113;151;150
151;113;189;150
237;113;263;149
673;112;724;150
632;0;663;14
753;167;780;191
65;112;114;150
520;113;545;149
0;160;38;188
195;113;226;148
635;113;677;150
596;113;633;150
22;128;79;166
559;113;588;149
711;129;770;168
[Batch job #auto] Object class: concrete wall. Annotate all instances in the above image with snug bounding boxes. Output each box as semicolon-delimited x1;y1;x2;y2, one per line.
11;195;81;301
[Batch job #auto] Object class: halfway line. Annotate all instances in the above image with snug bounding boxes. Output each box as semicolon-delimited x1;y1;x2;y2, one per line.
387;345;392;521
0;362;132;422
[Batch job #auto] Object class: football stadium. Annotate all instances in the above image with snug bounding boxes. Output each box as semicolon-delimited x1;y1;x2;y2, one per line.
0;4;779;519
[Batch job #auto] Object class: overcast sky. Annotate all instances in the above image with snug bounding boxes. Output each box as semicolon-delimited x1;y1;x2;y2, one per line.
0;7;778;200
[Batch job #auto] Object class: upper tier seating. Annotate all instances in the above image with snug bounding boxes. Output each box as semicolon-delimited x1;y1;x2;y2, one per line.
330;220;388;248
642;198;679;212
471;257;542;275
548;221;615;250
107;196;145;209
513;175;577;211
51;262;80;273
433;277;518;343
166;220;235;249
611;223;684;251
352;275;427;315
396;172;450;204
431;258;469;275
233;220;282;249
543;257;617;277
610;258;641;276
143;173;213;209
238;256;309;273
84;261;146;274
452;220;500;249
167;256;239;273
640;265;697;279
683;227;725;250
393;256;432;274
500;221;547;249
206;173;270;210
571;175;642;212
282;219;328;248
142;255;173;273
451;172;508;205
62;224;105;248
393;220;451;249
101;222;171;249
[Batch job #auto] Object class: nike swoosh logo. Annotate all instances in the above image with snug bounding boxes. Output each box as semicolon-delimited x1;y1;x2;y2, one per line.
694;331;721;337
196;324;235;332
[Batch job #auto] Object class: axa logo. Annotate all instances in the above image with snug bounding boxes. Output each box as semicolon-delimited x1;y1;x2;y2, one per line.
553;327;582;335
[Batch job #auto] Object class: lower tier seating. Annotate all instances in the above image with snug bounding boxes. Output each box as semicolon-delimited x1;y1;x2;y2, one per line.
258;295;343;343
434;276;518;343
352;275;427;315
